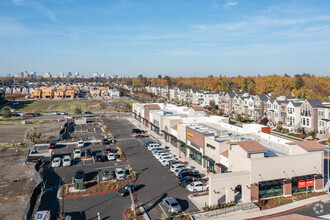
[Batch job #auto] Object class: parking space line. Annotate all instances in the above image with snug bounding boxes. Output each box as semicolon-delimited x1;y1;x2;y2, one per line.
95;164;127;170
158;204;168;217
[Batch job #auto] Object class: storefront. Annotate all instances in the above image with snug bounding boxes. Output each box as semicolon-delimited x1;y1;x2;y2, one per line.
292;175;315;194
150;123;160;135
171;135;177;147
188;147;202;165
203;155;216;173
259;179;283;199
179;141;187;154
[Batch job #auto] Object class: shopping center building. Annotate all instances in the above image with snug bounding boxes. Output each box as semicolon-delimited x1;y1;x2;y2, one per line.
132;103;327;204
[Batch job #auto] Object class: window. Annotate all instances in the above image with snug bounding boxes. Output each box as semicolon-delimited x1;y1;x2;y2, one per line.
303;118;305;125
207;144;215;150
306;118;310;126
259;180;283;199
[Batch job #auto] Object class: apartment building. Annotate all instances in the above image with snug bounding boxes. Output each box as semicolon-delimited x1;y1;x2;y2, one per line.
30;85;77;99
137;86;329;138
132;102;326;206
317;104;330;139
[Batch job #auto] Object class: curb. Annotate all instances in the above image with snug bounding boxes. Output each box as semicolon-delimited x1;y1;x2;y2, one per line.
248;200;321;220
188;194;204;212
63;188;120;199
124;208;129;220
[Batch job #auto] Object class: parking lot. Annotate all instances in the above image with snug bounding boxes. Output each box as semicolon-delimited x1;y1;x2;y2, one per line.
34;116;199;220
103;118;199;219
71;121;105;141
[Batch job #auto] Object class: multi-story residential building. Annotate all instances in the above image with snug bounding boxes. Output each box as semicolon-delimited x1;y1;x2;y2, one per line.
285;100;303;131
300;99;322;133
109;88;120;98
317;104;330;139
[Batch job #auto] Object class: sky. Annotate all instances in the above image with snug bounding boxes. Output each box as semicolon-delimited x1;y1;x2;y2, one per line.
1;0;330;77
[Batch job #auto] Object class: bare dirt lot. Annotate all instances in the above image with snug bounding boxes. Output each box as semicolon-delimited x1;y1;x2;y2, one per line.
0;122;64;143
0;148;35;220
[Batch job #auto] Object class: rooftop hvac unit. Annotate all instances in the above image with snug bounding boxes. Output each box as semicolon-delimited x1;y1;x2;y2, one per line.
217;130;229;137
231;134;241;141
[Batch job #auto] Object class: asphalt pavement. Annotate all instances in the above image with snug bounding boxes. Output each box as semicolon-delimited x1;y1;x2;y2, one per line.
104;118;199;219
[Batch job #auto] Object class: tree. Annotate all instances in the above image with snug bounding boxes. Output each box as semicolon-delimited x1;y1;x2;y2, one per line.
2;106;12;118
209;100;216;110
74;106;83;117
25;127;42;143
295;75;305;90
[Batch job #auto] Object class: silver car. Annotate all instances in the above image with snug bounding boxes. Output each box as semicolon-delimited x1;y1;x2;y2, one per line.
162;198;182;214
101;169;111;181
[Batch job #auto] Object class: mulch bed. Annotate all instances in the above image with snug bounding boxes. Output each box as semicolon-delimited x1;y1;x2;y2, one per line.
124;208;144;220
62;174;137;198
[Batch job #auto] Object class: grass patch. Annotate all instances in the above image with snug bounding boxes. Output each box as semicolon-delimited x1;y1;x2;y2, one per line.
271;131;302;141
121;99;136;105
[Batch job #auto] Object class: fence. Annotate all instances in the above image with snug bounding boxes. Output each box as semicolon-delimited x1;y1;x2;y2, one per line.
23;160;44;220
192;202;259;220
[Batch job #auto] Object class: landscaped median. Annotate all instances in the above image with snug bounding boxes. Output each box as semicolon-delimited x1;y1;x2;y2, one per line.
61;172;137;199
256;191;327;210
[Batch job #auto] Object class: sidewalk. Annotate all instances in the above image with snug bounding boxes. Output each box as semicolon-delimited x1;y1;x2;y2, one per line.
127;117;208;176
196;194;330;220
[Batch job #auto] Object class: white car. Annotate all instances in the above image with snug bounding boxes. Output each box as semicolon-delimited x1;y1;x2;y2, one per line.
158;154;173;162
148;144;160;150
65;115;73;119
107;153;116;161
161;157;175;166
73;149;82;159
186;181;209;192
51;157;62;167
77;141;84;148
170;164;186;172
52;112;60;115
151;147;164;154
115;168;125;180
62;155;71;166
156;153;169;160
153;149;168;156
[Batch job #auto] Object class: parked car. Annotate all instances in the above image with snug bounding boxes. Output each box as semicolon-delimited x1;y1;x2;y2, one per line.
161;157;176;166
107;153;116;161
102;138;109;145
186;181;209;192
178;170;201;179
65;115;73;119
155;153;169;160
159;155;174;163
168;160;181;168
51;157;61;168
152;149;167;156
60;112;67;115
179;177;195;187
84;111;92;114
148;143;161;150
101;169;111;181
174;168;191;177
12;113;21;117
73;149;82;159
95;152;105;162
162;198;182;214
62;155;71;167
49;142;56;149
74;169;84;182
52;112;60;115
78;141;84;148
144;141;155;146
115;168;125;180
117;183;136;196
85;148;93;157
170;164;186;172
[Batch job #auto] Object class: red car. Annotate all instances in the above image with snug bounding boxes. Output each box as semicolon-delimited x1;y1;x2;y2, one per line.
49;142;56;149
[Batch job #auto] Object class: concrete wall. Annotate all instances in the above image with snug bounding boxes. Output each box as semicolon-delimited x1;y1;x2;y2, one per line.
205;137;230;164
177;124;187;143
186;127;204;147
209;171;251;205
250;151;324;184
229;145;251;173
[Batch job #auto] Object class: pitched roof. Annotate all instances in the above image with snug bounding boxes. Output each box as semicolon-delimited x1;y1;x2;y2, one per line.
221;150;229;158
286;141;326;151
191;106;204;111
306;99;322;108
231;140;267;153
144;104;160;110
171;125;178;131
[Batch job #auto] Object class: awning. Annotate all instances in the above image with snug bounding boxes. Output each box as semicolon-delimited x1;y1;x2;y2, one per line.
202;155;215;162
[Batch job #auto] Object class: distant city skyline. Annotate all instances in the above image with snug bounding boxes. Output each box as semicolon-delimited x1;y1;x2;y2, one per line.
1;0;330;77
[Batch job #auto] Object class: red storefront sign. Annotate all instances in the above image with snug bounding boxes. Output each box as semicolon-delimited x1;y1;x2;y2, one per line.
298;180;306;188
306;179;314;187
298;179;314;188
